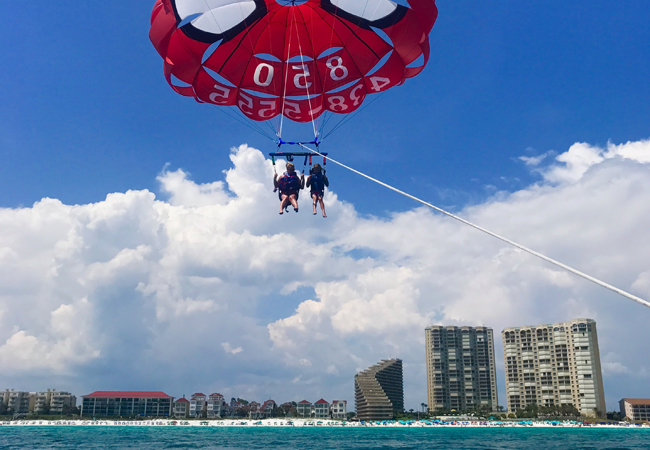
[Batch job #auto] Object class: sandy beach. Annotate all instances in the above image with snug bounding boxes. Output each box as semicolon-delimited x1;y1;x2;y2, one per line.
1;418;648;429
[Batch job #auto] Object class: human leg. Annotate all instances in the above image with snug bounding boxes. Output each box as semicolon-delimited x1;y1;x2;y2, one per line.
279;194;291;214
289;194;299;212
312;193;318;214
319;196;326;218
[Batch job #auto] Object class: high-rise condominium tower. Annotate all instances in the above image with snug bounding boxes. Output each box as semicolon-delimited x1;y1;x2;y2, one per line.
502;318;606;417
355;359;403;421
425;326;498;412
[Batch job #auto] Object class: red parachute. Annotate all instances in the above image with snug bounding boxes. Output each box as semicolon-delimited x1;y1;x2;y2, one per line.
150;0;438;123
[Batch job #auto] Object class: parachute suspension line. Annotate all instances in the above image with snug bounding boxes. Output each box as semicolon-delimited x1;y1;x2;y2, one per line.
322;91;386;140
314;0;342;141
234;0;281;138
279;8;298;140
215;106;276;141
294;7;319;141
263;119;278;136
318;111;333;138
298;144;650;309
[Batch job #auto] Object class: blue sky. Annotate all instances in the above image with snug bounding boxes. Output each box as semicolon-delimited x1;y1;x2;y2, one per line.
1;1;650;412
2;1;648;211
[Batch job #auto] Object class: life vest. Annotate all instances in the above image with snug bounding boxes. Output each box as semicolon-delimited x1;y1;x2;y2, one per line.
279;172;300;192
310;173;327;192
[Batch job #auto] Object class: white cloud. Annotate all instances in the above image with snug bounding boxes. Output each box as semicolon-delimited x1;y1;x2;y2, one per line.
519;151;553;167
541;138;650;183
157;167;230;207
0;141;649;410
221;342;243;355
602;362;630;376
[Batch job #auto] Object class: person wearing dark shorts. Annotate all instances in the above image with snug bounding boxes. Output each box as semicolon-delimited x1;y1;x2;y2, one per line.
306;164;328;218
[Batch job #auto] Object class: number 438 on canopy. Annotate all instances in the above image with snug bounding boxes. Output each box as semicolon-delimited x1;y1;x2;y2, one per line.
149;0;438;123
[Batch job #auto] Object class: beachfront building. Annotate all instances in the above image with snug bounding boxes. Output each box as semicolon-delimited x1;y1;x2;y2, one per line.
261;400;276;418
50;391;76;414
174;398;190;418
33;391;52;414
296;400;312;418
330;400;347;419
189;393;207;418
314;399;330;418
502;318;606;417
5;390;33;414
355;359;404;421
2;389;75;415
248;401;262;419
619;399;650;421
425;326;498;413
81;391;173;417
33;390;76;414
207;393;226;418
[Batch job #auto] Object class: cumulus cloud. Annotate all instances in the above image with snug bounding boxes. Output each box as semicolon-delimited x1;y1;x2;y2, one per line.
0;141;649;409
541;138;650;183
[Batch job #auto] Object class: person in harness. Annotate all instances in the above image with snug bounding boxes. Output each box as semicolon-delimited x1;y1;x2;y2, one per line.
306;163;329;218
273;162;304;214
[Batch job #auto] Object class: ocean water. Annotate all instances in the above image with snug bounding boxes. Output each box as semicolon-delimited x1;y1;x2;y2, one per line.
1;427;649;450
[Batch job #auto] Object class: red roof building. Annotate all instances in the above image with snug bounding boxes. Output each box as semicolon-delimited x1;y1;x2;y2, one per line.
190;393;207;418
81;391;174;417
207;393;227;419
174;397;190;418
296;400;313;418
314;399;330;419
331;400;348;419
84;391;172;398
259;400;276;418
620;398;650;421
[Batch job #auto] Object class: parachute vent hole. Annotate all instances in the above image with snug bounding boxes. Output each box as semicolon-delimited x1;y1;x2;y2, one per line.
241;89;278;99
203;68;236;87
287;55;314;63
275;0;309;6
317;47;343;60
255;53;282;63
202;40;223;64
366;51;392;77
179;13;203;29
391;0;411;8
406;54;425;68
370;27;393;47
284;94;322;101
170;75;192;88
326;79;362;94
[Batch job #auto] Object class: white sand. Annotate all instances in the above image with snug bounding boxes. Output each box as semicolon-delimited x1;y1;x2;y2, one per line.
1;418;647;429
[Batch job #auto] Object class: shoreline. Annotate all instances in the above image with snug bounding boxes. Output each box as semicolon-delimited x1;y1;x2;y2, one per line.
1;418;648;429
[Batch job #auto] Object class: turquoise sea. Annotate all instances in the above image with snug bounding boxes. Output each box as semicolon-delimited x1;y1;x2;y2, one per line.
1;427;649;449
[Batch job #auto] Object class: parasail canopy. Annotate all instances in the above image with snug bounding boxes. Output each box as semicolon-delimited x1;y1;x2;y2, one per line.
149;0;438;123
